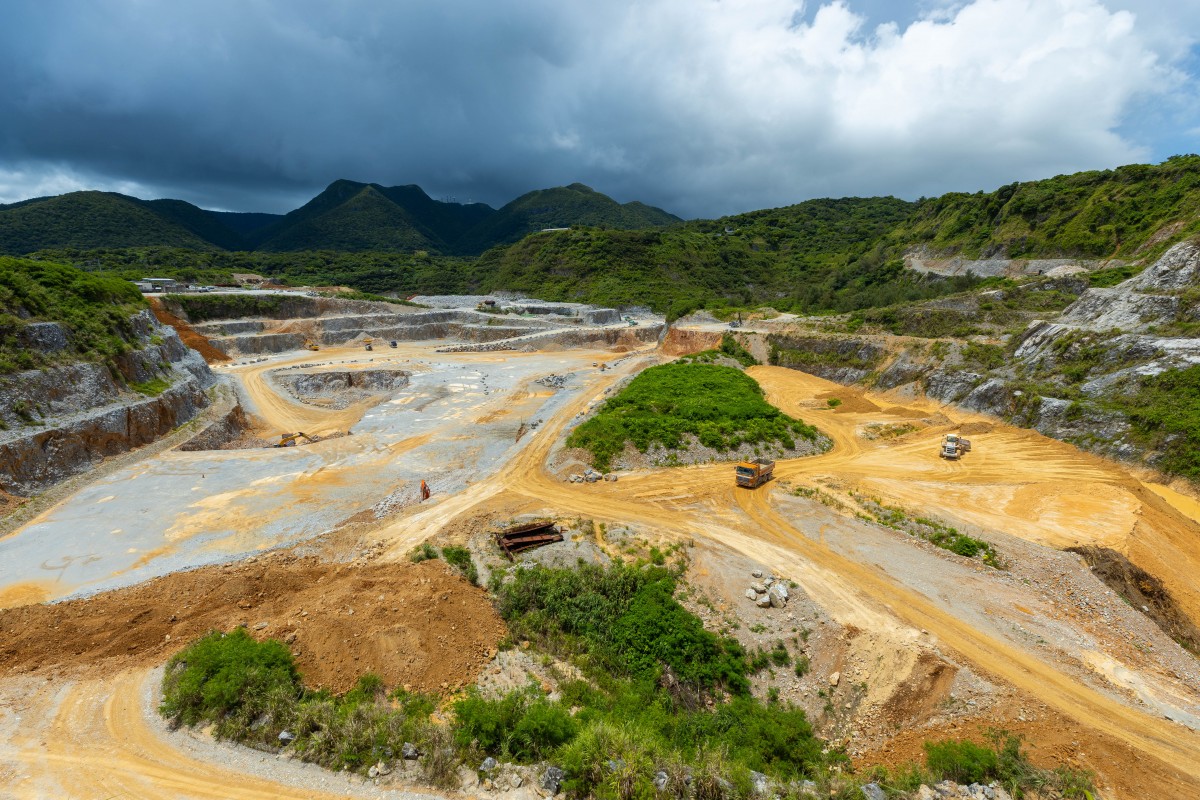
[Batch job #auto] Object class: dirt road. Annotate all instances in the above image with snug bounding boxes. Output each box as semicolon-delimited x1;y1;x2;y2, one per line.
6;349;1200;798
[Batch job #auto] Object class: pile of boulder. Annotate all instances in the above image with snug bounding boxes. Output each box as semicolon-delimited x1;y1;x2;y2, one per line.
535;373;571;389
569;468;617;483
744;569;789;608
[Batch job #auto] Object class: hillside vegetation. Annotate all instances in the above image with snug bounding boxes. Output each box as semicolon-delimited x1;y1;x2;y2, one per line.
1;180;678;258
567;363;821;471
8;157;1200;319
0;256;147;374
890;154;1200;260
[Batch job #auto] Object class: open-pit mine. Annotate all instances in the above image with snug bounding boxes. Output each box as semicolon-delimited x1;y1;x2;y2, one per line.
2;293;1199;800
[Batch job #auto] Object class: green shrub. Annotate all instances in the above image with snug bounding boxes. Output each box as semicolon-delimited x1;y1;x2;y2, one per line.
924;739;999;784
442;545;479;585
409;542;438;563
160;628;300;728
453;687;577;761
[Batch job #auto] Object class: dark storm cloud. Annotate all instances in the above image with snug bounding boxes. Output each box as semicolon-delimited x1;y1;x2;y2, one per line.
0;0;1196;217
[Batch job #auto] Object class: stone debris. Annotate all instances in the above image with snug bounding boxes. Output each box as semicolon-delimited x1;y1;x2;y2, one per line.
745;588;759;601
479;756;498;773
541;766;564;795
402;741;419;760
829;671;841;687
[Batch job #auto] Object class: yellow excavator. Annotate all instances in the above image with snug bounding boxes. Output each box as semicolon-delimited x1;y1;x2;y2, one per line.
364;337;374;351
275;431;316;447
304;339;320;351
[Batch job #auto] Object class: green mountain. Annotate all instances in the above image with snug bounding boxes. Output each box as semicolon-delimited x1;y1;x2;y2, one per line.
0;180;678;256
454;183;681;254
0;192;221;254
251;182;445;252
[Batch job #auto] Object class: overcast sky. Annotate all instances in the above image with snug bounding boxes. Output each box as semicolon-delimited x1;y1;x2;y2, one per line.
1;0;1197;219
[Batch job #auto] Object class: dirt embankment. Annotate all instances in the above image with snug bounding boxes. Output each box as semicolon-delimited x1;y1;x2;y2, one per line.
147;297;230;363
0;554;506;695
659;327;722;356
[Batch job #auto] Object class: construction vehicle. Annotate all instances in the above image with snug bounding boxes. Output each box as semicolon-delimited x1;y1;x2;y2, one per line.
736;458;775;488
729;312;743;329
940;433;972;460
275;431;315;448
304;339;320;351
389;340;397;348
364;337;374;352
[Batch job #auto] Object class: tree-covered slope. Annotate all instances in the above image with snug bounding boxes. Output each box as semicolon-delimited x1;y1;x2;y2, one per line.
0;192;220;255
252;185;441;252
474;196;948;317
453;183;681;254
890;155;1200;259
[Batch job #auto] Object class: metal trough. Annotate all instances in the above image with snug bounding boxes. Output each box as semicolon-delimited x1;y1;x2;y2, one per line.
496;521;562;559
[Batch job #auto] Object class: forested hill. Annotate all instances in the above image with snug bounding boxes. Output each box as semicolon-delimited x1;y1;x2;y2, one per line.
10;156;1200;317
0;180;680;257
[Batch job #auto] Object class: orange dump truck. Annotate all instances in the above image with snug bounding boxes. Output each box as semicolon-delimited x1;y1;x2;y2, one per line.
736;458;775;488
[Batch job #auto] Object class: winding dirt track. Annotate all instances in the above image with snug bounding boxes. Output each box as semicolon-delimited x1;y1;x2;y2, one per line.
380;363;1200;792
8;354;1200;797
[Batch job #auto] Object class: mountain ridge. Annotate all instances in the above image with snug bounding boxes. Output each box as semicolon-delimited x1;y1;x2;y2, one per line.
0;179;682;257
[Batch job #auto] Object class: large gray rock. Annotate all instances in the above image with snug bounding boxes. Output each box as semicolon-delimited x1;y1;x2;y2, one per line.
16;321;69;353
541;766;564;795
1126;240;1200;291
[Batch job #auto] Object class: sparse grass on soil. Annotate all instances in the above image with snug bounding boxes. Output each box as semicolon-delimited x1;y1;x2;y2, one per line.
566;363;819;472
859;497;1005;568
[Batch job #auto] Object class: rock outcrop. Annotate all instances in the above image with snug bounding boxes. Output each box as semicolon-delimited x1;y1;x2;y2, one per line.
0;310;216;495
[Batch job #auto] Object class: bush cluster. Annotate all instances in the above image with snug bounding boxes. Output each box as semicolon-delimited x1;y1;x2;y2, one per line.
566;363;820;471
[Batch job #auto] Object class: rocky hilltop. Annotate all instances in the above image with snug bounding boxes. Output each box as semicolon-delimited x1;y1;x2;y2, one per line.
0;310;216;495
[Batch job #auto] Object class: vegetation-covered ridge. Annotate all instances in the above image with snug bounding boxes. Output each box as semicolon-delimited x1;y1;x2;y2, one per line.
2;180;679;258
566;362;822;472
0;256;147;374
160;559;1096;799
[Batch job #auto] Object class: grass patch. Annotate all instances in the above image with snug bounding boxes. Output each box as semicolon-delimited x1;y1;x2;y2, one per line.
130;377;171;396
442;545;479;586
566;363;820;471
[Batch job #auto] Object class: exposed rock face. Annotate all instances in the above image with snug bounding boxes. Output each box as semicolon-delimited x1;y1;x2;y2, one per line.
0;310;216;495
271;368;410;409
767;334;885;383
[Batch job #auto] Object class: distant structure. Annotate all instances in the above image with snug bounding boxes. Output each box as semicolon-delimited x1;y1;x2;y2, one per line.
138;277;180;293
231;273;266;285
539;227;570;233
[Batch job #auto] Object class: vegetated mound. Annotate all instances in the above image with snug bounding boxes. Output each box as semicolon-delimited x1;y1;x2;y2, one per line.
1068;545;1200;655
0;554;505;694
0;256;147;374
566;362;825;471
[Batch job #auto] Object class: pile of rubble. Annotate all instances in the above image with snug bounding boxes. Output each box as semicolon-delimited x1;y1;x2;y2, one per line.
535;373;571;389
744;569;790;608
568;468;618;483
